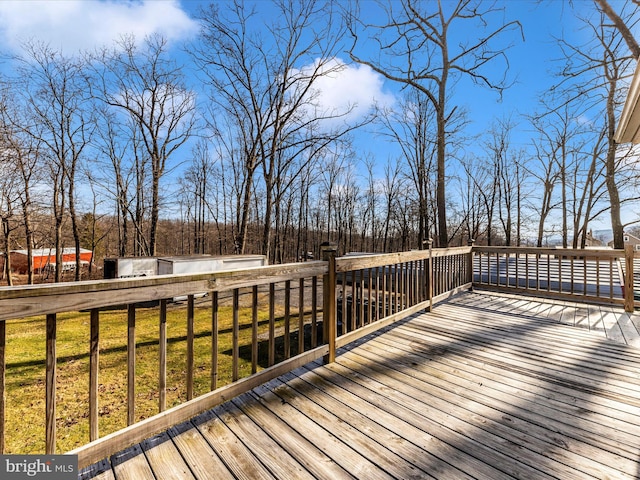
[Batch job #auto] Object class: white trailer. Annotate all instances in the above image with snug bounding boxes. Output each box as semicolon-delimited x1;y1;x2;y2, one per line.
156;254;267;275
103;257;159;279
156;254;267;301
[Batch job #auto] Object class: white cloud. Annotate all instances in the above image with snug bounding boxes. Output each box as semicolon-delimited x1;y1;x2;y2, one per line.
0;0;198;54
294;57;396;124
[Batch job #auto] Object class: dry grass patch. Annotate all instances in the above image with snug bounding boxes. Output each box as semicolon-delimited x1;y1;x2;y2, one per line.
3;293;296;454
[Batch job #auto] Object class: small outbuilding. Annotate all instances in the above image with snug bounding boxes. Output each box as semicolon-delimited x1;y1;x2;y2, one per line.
10;248;93;274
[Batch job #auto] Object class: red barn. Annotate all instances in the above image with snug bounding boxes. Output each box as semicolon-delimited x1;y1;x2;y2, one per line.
10;248;93;274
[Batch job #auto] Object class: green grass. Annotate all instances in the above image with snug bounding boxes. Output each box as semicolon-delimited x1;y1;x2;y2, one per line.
3;296;301;454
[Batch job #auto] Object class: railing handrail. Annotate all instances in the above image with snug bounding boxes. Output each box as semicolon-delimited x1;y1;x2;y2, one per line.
473;245;625;258
0;261;328;321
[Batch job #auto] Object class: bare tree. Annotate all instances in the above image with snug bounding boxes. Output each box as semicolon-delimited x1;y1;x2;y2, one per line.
179;140;215;254
0;149;20;285
194;0;370;261
378;91;438;247
92;34;197;256
595;0;640;59
13;42;92;281
556;2;639;248
0;88;42;284
349;0;521;246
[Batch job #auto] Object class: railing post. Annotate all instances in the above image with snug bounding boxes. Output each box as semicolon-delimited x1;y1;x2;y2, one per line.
428;239;434;312
625;245;635;312
321;243;337;364
0;319;5;454
468;239;475;288
45;313;56;454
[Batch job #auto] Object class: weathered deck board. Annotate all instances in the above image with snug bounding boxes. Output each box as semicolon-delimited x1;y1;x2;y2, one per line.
81;291;640;479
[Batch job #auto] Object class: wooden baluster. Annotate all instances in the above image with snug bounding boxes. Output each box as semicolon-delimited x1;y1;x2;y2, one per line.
359;269;365;327
186;295;194;401
284;281;291;360
394;263;399;313
610;258;614;300
321;245;337;364
570;257;575;295
428;240;433;311
252;286;258;374
382;265;388;318
583;256;587;297
89;309;99;442
413;261;418;305
0;319;5;454
311;277;318;348
505;252;509;288
350;271;356;332
558;254;563;293
127;304;136;425
340;273;346;332
596;257;601;298
298;278;305;355
269;283;275;367
211;292;218;391
46;313;56;454
547;253;551;292
159;299;167;412
398;264;403;310
232;289;239;381
367;267;373;324
625;245;635;312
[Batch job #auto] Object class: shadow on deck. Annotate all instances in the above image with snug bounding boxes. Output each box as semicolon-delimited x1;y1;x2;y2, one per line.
81;290;640;479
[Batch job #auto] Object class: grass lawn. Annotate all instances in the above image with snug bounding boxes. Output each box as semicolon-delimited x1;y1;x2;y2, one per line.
3;291;304;454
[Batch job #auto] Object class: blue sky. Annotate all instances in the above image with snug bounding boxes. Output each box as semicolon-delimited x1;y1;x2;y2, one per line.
0;0;598;136
0;0;635;232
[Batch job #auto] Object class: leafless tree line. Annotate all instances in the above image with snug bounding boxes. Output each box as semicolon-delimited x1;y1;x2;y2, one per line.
0;0;639;286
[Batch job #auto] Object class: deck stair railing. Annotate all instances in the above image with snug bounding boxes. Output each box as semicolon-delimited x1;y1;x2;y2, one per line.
0;245;473;469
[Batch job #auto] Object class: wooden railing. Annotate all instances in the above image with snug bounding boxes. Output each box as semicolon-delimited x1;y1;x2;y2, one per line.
472;246;637;311
0;246;473;469
3;244;636;469
331;247;474;350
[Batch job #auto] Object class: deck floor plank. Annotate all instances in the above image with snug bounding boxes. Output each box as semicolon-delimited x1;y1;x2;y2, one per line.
275;371;473;480
248;380;396;480
300;363;523;480
85;291;640;480
214;399;317;480
167;420;235;480
109;444;155;480
414;308;640;398
359;327;640;460
376;320;640;424
601;306;634;345
363;332;640;459
79;459;115;480
192;410;277;480
140;431;195;480
340;344;634;480
262;374;434;480
234;391;355;480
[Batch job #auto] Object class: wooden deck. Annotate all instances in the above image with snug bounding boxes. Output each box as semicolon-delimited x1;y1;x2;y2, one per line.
80;291;640;479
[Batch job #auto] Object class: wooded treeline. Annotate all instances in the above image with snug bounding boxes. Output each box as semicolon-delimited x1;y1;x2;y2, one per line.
1;0;639;285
